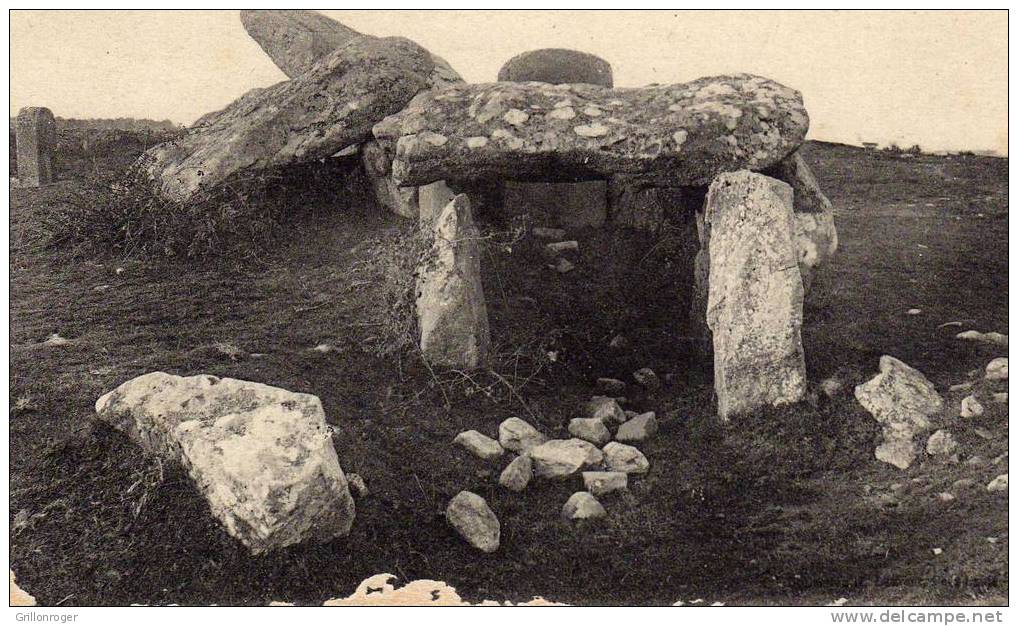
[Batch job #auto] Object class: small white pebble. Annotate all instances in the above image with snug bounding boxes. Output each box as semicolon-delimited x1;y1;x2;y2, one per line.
906;308;922;315
932;548;943;555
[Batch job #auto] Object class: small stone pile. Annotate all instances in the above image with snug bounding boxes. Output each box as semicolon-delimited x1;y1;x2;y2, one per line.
447;394;660;550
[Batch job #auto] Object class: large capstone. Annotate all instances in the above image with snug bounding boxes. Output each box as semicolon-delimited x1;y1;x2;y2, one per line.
373;74;809;190
700;171;807;420
94;372;355;554
143;36;436;202
855;356;944;469
15;107;56;187
415;194;490;368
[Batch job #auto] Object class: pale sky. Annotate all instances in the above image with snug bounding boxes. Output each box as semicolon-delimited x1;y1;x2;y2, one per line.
9;10;1008;153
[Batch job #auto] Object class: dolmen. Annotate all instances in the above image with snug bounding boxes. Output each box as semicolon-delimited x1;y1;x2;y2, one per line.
140;10;839;420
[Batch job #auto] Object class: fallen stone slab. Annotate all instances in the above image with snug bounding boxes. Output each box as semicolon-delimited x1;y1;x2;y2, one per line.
926;429;958;456
374;74;808;188
446;491;500;552
956;330;1008;348
701;171;807;419
855;356;944;469
95;372;355;553
562;491;607;521
986;474;1008;493
415;194;490;368
143;36;436;202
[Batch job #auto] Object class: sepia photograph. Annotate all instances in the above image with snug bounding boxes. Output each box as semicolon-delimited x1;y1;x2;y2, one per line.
5;7;1009;616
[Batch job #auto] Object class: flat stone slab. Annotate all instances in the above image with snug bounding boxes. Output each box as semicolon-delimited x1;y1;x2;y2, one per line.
143;36;436;202
374;74;808;187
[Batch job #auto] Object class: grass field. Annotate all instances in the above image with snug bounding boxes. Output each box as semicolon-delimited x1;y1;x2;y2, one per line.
8;141;1008;606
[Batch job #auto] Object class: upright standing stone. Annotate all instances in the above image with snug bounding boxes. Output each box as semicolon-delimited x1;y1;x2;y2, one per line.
15;107;55;187
701;171;807;420
767;150;838;289
497;48;612;229
362;140;418;218
416;194;490;368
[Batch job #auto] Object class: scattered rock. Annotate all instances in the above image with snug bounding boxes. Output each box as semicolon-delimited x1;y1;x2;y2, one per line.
312;343;336;353
416;194;490;368
615;412;658;443
544;240;579;256
446;491;500;552
925;429;958;456
952;478;977;491
700;171;806;419
855;356;943;469
551;257;575;274
985;357;1008;381
906;308;922;315
348;473;369;498
561;491;607;521
587;396;626;425
453;430;504;460
499;455;533;492
949;382;974;392
986;474;1008;493
497;417;547;454
993;452;1008;465
932;547;943;556
965;455;986;467
937;492;955;502
608;335;628;350
956;330;1008;348
40;333;72;347
596;378;626;394
568;417;612;446
632;367;661;390
820;377;844;397
960;395;984;418
530;439;603;478
974;427;994;440
582;471;628;496
602;442;650;474
95;372;355;553
992;392;1008;404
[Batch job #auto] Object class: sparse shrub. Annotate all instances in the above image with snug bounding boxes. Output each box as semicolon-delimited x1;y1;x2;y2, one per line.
882;143;903;154
907;144;922;155
353;223;435;358
40;157;359;263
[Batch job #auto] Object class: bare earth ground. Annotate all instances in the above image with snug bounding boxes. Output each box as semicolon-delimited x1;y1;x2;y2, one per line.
8;142;1008;606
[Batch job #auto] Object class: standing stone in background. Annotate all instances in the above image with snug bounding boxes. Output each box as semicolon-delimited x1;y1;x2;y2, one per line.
416;194;490;368
497;48;613;229
15;107;55;187
701;171;807;420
